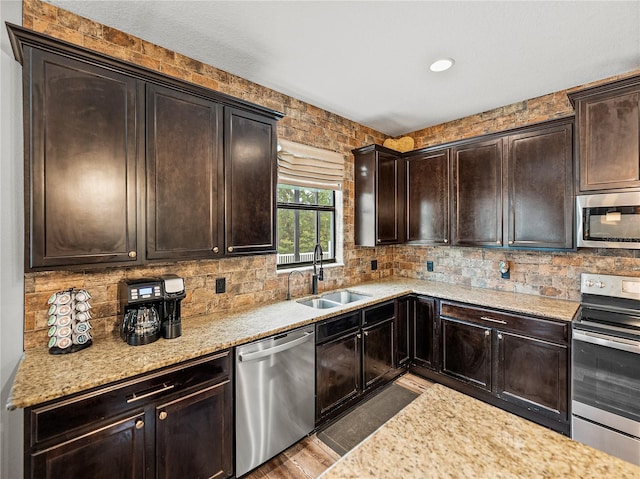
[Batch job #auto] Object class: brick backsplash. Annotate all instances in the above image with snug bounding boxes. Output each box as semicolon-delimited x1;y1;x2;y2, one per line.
20;0;640;350
394;246;640;302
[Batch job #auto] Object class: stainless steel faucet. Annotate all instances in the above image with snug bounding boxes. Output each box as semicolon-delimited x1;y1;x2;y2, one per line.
286;270;304;300
312;243;324;295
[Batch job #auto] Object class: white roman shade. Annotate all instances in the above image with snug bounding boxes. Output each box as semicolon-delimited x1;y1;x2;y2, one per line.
277;139;344;191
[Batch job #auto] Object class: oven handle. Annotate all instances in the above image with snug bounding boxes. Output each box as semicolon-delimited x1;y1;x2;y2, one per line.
573;330;640;355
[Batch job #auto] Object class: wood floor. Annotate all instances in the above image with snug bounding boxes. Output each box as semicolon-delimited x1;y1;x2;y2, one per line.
242;373;433;479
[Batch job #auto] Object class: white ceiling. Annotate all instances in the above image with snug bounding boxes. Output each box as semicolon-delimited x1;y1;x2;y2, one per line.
47;1;640;136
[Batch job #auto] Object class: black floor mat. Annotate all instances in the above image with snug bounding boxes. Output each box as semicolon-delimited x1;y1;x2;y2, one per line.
317;383;419;456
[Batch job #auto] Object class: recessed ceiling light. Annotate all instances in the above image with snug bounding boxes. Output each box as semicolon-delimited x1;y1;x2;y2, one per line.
430;58;455;72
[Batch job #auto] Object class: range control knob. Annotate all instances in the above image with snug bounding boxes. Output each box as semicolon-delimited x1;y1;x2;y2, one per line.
596;281;605;288
584;280;594;288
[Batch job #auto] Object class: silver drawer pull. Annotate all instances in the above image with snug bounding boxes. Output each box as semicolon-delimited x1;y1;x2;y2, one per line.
126;383;175;403
480;316;507;325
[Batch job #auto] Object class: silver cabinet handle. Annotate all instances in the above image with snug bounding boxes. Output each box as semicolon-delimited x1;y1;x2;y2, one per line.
484;330;490;337
135;419;144;429
480;316;507;325
213;246;219;253
444;239;448;244
228;246;234;252
126;383;175;403
128;251;137;258
159;411;168;421
498;333;503;340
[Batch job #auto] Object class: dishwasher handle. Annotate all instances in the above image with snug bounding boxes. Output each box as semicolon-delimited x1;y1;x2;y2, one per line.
238;331;314;362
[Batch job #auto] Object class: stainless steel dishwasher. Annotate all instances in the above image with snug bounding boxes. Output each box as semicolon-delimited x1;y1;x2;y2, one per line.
235;325;315;477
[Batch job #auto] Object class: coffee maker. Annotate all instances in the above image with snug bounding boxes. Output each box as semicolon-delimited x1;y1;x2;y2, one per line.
119;278;164;346
159;274;185;339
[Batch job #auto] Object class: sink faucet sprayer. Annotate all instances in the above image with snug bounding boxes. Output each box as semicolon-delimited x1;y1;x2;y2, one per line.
312;243;324;295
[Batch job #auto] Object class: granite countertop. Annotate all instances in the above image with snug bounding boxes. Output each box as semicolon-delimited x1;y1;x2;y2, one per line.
7;278;579;410
320;383;640;479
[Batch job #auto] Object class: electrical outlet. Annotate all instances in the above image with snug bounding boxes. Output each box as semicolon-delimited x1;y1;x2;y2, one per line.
427;261;434;272
371;260;378;271
215;277;226;293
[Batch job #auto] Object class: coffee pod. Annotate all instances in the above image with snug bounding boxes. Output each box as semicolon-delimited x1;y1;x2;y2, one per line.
75;301;91;312
74;290;91;302
56;336;72;349
75;311;92;322
47;315;57;326
72;332;91;345
57;304;72;315
73;321;92;334
57;325;72;337
56;315;72;327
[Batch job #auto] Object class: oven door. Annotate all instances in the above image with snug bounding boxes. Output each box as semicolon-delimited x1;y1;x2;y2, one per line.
572;327;640;425
572;325;640;464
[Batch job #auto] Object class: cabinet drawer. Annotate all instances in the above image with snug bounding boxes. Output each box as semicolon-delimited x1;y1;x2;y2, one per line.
28;351;230;447
363;300;395;326
316;312;361;344
439;302;567;343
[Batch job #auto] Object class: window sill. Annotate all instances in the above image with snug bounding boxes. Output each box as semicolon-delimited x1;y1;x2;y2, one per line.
277;261;345;275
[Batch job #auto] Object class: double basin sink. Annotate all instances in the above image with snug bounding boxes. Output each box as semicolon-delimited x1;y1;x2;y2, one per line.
297;290;371;309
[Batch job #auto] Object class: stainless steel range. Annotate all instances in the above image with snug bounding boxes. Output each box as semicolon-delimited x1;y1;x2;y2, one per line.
572;273;640;465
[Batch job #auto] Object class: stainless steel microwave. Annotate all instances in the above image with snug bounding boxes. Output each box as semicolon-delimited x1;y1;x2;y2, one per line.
577;192;640;249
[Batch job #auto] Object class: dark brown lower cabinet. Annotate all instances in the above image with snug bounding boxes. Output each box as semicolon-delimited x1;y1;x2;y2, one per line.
412;296;439;372
30;412;146;479
316;313;362;419
496;331;568;422
316;300;403;425
396;296;411;368
410;300;570;435
363;318;394;388
441;318;492;392
155;379;233;479
25;352;233;479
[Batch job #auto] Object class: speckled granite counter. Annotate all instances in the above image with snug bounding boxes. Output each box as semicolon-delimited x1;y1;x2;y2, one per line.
320;383;640;479
7;278;579;410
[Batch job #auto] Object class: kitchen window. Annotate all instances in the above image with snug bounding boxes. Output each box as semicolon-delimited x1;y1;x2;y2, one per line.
277;185;336;267
277;140;344;268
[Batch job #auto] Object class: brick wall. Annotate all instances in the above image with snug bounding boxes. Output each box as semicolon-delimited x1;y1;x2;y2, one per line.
20;0;640;349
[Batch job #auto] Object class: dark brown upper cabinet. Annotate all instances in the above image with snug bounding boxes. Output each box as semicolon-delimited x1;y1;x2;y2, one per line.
146;84;223;260
405;149;450;245
506;120;574;249
24;47;143;270
10;24;283;270
452;138;504;246
569;75;640;192
353;145;406;246
224;108;278;255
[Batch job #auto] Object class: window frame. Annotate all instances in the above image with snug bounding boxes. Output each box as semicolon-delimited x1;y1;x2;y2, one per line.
276;185;336;269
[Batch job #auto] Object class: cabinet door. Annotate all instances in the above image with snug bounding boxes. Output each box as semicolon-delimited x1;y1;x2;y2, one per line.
406;149;450;244
224;108;277;255
441;318;492;392
146;84;223;260
507;121;573;249
413;296;438;370
156;379;233;479
396;297;411;367
316;332;361;417
377;151;405;244
574;85;640;191
29;412;146;479
363;319;394;389
496;331;568;422
452;138;503;246
26;48;141;269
